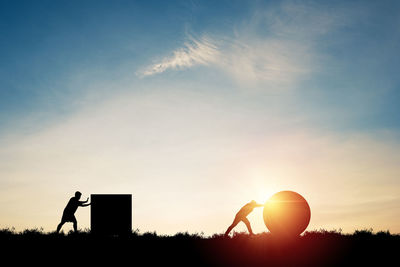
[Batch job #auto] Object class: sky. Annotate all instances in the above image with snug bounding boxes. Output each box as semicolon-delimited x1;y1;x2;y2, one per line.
0;0;400;235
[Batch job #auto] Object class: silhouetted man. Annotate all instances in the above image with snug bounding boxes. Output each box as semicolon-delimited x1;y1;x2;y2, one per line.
57;191;90;233
225;200;264;237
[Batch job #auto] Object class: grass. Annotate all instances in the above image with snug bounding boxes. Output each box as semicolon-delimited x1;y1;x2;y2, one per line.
1;226;397;239
1;227;398;266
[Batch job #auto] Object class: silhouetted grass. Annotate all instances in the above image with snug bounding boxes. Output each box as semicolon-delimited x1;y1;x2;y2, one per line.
1;227;398;266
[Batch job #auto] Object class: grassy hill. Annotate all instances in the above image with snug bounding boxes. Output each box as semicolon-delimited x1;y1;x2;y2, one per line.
1;228;398;266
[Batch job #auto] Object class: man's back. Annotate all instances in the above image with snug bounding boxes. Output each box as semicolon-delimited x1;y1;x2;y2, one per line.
63;197;79;215
237;202;256;218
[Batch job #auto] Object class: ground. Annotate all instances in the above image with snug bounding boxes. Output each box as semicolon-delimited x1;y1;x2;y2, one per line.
1;228;398;266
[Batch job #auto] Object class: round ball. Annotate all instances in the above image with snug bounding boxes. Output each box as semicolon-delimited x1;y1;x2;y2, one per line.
263;191;311;237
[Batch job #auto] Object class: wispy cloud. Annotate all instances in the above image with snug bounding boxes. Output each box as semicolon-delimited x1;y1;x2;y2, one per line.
219;38;312;88
138;35;219;77
215;1;348;88
139;2;348;88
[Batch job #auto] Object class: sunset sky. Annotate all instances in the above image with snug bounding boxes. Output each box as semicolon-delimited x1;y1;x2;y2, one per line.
1;0;400;235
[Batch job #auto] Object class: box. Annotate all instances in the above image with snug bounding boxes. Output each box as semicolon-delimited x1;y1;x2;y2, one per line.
91;194;132;236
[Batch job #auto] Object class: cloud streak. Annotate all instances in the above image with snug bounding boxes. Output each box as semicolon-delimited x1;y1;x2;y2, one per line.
139;31;311;88
138;35;219;77
139;2;348;89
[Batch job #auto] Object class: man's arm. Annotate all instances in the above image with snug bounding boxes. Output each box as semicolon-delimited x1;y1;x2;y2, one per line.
79;197;89;205
255;203;264;207
81;203;91;207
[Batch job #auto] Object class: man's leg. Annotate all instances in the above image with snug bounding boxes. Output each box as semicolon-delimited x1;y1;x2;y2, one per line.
225;217;240;237
57;219;65;233
72;217;78;232
242;217;254;235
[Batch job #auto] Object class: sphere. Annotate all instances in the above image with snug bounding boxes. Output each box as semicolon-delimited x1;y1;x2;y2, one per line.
263;191;311;237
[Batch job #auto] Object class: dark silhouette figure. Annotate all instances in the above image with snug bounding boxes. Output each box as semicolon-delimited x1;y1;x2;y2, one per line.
225;200;264;236
57;191;90;233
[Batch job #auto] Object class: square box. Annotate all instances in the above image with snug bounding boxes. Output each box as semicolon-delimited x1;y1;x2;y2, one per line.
91;194;132;236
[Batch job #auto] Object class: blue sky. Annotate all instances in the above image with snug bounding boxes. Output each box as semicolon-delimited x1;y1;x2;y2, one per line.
1;0;400;234
1;0;400;135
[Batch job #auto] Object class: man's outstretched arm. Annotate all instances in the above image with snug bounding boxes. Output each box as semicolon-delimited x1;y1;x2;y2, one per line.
81;202;91;207
79;197;89;204
79;197;90;206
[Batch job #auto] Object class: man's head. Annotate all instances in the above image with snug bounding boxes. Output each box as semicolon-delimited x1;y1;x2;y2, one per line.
75;191;82;199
